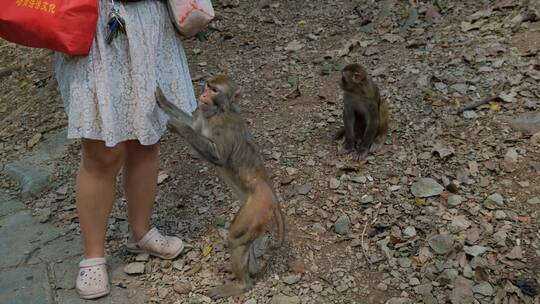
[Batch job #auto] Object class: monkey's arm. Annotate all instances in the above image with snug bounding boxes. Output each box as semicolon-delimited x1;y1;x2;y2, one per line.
167;118;225;167
155;87;194;127
343;103;356;150
356;103;379;153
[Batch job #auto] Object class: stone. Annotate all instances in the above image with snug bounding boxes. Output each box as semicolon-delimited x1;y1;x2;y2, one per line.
124;262;145;275
483;193;504;210
505;246;523;260
403;226;417;238
464;245;488;257
527;196;540;205
285;40;305;52
329;177;340;189
447;194;463;207
310;283;323;293
463;110;478;119
282;274;301;285
397;257;411;268
508;112;540;134
173;282;192;294
386;298;412;304
451;276;474;304
310;223;326;234
0;191;24;217
438;269;459;284
377;282;388;291
135;253;150;262
297;184;312;195
428;234;454;254
0;263;51;304
504;148;518;163
271;295;301;304
3;162;51;198
451;215;471;231
473;282;494;296
494;210;506;219
0;210;62;268
411;178;444;198
360;194;374;204
409;277;420;286
157;287;169;298
334;214;350;235
463;264;474;278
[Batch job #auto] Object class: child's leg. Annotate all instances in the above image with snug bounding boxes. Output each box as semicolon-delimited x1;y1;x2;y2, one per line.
76;139;126;258
123;140;159;241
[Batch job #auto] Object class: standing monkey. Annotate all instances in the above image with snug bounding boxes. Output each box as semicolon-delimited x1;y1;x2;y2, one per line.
335;63;389;161
155;75;286;299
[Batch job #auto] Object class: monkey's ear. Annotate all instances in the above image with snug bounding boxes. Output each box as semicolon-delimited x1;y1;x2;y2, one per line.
351;71;366;83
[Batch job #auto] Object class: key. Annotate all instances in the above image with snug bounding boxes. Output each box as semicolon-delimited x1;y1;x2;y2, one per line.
105;8;126;44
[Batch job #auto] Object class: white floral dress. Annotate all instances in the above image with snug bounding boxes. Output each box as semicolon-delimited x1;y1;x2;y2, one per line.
55;0;197;147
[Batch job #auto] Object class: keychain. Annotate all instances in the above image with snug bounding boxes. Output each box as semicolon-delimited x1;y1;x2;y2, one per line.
105;0;126;44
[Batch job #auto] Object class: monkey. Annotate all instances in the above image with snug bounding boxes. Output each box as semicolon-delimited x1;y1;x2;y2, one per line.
335;63;389;162
155;75;286;299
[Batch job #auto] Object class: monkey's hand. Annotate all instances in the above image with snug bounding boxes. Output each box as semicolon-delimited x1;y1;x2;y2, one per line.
338;139;355;155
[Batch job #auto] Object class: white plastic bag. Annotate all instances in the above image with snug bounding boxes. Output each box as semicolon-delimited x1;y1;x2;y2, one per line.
167;0;215;37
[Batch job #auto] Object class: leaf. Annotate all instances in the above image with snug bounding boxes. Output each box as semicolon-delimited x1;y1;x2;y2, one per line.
202;244;213;257
490;102;501;112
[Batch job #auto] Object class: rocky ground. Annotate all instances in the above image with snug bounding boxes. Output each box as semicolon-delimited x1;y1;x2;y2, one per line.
1;0;539;303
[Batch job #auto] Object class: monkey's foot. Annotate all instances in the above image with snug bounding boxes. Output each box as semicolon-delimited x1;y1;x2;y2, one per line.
369;142;384;153
353;151;369;163
207;282;252;300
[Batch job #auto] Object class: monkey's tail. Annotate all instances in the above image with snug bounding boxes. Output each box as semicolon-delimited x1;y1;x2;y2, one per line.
272;203;286;249
334;128;345;140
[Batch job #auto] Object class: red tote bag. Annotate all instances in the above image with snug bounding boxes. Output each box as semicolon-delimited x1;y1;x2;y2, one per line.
0;0;99;55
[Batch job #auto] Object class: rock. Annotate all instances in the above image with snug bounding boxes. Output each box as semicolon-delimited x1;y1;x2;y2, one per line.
173;282;192;294
123;262;145;275
447;194;463;207
334;214;350;235
415;283;433;295
505;246;523;260
411;178;444;198
157;287;169;298
464;245;488;257
451;215;471;232
527;196;540;205
409;277;420;286
282;274;301;285
336;283;348;292
244;300;257;304
428;234;454;254
310;283;323;293
473;282;494;296
508;112;540;135
271;295;300;304
397;257;411;268
135;253;150;262
483;193;504;210
310;223;326;234
386;298;412;304
438;269;459;284
463;110;478;119
4;162;51;198
285;40;305;52
329;177;340;189
403;226;417;238
377;282;388;291
494;210;506;219
37;208;51;223
463;264;474;278
504;148;518;163
350;175;367;183
360;194;374;204
451;277;475;304
297;184;312;195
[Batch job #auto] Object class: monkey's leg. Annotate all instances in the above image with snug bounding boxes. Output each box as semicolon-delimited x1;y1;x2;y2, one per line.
371;101;389;153
208;243;253;299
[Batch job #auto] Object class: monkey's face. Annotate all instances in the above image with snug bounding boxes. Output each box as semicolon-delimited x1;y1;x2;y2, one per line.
199;84;219;113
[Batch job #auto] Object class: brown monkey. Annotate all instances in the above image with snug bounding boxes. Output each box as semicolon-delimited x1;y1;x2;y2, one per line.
155;75;286;299
335;63;388;161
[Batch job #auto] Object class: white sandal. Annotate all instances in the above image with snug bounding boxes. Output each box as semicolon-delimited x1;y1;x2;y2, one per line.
126;227;184;260
76;257;110;299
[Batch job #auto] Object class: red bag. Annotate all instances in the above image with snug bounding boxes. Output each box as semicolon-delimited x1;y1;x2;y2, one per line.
0;0;98;55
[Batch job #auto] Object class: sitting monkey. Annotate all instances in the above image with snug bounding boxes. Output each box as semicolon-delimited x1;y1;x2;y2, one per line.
155;75;286;299
335;63;389;161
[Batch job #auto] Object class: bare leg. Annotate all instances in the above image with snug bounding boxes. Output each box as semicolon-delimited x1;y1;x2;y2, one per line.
123;140;159;241
76;139;126;258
